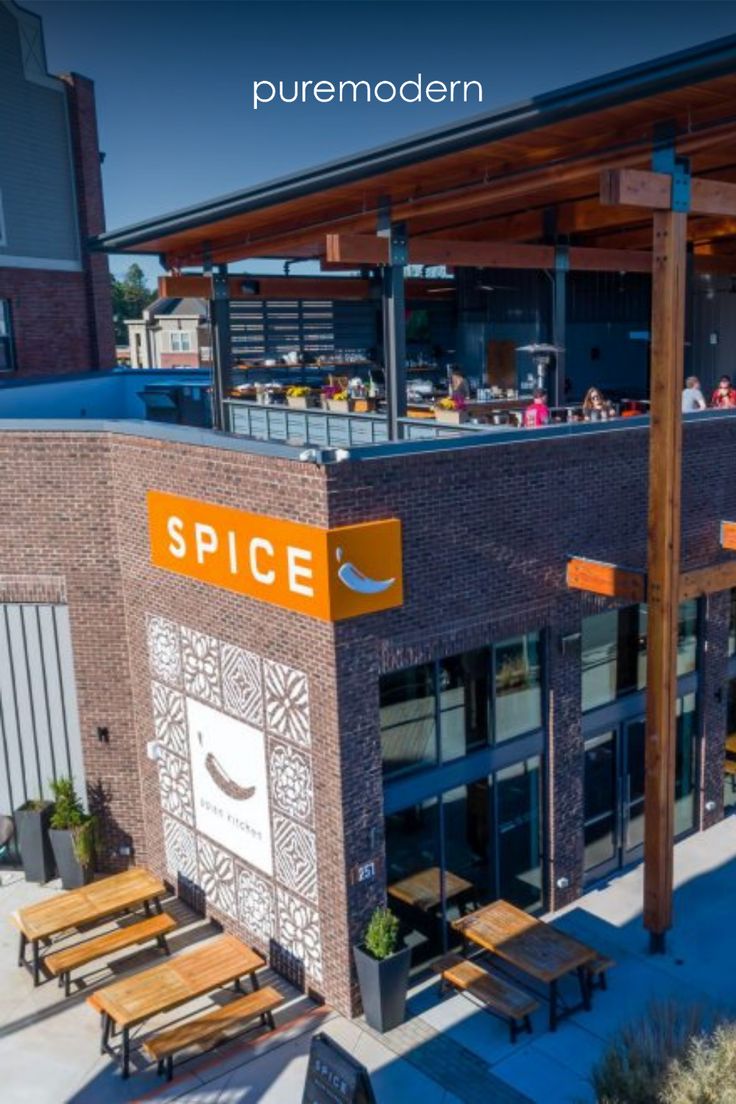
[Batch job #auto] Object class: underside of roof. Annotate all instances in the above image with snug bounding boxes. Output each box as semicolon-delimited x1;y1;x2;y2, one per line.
93;33;736;270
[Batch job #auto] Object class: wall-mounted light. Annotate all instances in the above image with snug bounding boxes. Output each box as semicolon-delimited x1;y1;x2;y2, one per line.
705;800;717;813
556;876;570;890
96;726;109;744
559;631;581;656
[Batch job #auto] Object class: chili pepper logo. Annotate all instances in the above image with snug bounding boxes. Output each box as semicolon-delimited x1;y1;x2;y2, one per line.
336;547;395;595
198;731;256;801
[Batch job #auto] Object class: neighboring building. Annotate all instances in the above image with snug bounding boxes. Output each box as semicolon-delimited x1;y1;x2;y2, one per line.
127;298;212;369
0;1;115;376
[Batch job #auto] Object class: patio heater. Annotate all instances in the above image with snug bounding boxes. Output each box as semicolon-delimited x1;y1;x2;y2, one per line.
516;343;564;403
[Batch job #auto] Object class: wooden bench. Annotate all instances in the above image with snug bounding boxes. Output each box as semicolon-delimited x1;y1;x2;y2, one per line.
585;953;615;992
433;953;539;1043
45;912;176;997
143;985;283;1081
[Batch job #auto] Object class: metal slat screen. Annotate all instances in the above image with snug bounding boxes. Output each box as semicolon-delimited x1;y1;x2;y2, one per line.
0;604;86;816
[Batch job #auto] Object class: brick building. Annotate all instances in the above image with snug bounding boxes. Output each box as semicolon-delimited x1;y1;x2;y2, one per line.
4;34;736;1022
0;0;114;376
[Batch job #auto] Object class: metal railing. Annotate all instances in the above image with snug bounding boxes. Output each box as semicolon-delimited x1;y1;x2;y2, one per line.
224;399;495;447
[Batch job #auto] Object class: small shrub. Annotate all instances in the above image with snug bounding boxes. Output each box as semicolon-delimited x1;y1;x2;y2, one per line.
661;1023;736;1104
591;1000;714;1104
364;907;400;960
49;777;97;867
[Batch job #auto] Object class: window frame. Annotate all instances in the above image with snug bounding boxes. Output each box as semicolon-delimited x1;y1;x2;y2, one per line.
0;300;16;374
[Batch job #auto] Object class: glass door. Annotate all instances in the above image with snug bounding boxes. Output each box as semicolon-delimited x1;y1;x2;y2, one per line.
583;718;645;880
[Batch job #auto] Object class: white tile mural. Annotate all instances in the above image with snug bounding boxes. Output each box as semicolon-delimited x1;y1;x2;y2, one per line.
264;659;311;747
221;643;263;727
197;837;237;918
181;627;222;706
148;617;323;987
269;741;314;824
238;865;275;943
147;616;182;687
163;814;197;882
276;887;323;983
273;815;318;903
157;746;194;826
151;682;188;757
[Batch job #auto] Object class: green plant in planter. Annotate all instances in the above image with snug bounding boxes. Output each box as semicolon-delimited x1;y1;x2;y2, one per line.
49;778;97;866
364;907;400;960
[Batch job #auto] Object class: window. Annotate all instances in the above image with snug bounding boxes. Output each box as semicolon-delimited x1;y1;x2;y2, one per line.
380;633;542;778
582;601;698;712
729;589;736;657
0;300;15;373
170;331;192;353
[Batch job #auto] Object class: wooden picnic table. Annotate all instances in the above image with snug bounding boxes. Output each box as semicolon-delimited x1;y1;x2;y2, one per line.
11;867;166;986
452;899;597;1030
388;866;474;912
89;932;265;1078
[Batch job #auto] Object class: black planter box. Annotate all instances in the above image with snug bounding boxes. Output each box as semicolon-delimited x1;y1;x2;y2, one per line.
14;802;55;883
49;828;92;890
354;943;411;1033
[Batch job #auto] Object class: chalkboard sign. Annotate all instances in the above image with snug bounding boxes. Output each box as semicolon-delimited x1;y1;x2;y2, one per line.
302;1032;377;1104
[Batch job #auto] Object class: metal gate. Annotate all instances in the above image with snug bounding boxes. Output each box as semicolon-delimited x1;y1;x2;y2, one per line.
0;604;86;814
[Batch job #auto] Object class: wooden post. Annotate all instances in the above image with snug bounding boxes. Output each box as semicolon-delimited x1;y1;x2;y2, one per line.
643;208;687;951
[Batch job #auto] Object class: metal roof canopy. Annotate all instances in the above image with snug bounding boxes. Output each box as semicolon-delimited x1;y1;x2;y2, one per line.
92;34;736;268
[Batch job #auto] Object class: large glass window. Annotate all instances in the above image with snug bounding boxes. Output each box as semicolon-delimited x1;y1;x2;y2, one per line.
725;678;736;814
582;601;698;712
380;664;437;777
0;300;15;373
729;590;736;657
381;634;542;777
675;694;697;837
384;757;543;963
495;635;542;742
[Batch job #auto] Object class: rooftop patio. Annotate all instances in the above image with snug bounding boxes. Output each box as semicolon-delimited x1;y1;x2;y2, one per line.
2;816;735;1103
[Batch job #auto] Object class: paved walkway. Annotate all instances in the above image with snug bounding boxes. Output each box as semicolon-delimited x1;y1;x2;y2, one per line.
2;816;735;1103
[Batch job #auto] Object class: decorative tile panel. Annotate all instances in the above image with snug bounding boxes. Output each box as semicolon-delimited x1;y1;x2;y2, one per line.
197;837;236;917
157;747;194;826
269;741;314;824
264;659;310;747
181;627;221;706
221;643;263;726
151;682;188;757
273;814;317;903
147;615;182;687
276;888;323;982
163;815;197;881
238;865;275;943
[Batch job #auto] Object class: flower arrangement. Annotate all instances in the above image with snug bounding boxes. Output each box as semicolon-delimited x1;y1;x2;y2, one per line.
286;386;312;398
436;395;466;411
333;390;349;401
321;383;340;399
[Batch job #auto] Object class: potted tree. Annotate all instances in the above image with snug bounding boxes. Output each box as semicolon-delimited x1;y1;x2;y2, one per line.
353;907;411;1033
13;799;55;883
48;778;96;889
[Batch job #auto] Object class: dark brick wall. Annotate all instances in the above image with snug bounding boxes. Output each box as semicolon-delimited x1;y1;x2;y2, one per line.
3;416;736;1015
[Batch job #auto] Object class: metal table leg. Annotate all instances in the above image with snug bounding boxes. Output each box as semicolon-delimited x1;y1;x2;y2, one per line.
250;970;260;992
32;940;40;986
121;1027;130;1079
577;965;592;1011
101;1014;112;1055
549;979;558;1031
17;932;26;967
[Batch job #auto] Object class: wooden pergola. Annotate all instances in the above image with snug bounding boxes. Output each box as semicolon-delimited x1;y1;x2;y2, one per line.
94;34;736;950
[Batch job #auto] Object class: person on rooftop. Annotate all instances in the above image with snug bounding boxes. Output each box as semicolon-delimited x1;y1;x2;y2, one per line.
522;387;550;428
449;367;470;403
582;386;612;419
711;375;736;408
682;376;707;413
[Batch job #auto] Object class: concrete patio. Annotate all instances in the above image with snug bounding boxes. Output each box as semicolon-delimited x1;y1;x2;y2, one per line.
2;815;735;1103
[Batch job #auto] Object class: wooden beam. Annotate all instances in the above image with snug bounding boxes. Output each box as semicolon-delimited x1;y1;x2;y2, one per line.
679;561;736;601
158;273;452;301
327;233;652;273
566;557;647;601
602;169;736;218
721;521;736;551
643;207;687;947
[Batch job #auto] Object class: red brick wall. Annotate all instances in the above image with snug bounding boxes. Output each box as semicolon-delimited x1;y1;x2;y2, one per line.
2;417;736;1015
0;268;96;377
159;352;201;368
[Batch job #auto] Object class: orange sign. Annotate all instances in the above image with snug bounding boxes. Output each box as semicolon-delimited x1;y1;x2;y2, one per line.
147;490;403;622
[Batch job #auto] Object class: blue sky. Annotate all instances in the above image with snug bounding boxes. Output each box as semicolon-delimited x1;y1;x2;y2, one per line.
25;0;736;284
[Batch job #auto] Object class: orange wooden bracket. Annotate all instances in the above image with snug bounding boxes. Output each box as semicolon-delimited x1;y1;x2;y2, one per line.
566;557;647;601
721;521;736;551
